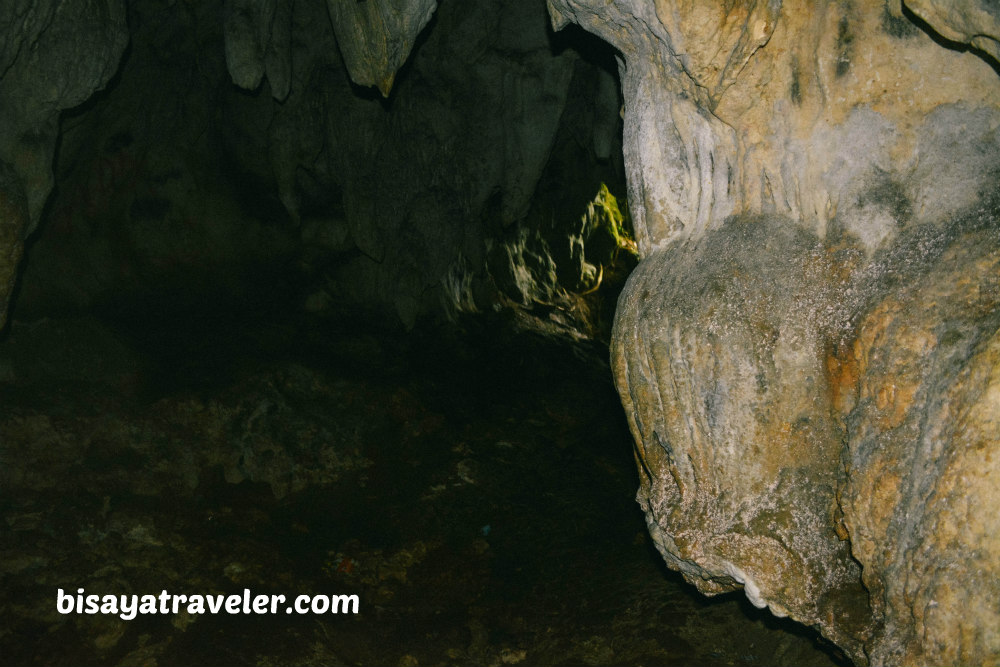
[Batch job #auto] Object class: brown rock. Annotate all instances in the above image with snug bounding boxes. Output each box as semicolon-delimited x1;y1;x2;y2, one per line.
555;0;1000;662
905;0;1000;63
612;204;1000;664
838;222;1000;665
549;0;1000;252
611;217;873;661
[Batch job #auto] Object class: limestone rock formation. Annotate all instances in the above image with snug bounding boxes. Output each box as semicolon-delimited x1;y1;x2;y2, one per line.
906;0;1000;63
13;0;625;331
2;0;997;662
0;0;128;327
549;0;999;252
611;217;873;659
612;204;1000;665
222;0;438;100
223;0;293;100
325;0;437;97
836;215;1000;666
550;0;1000;663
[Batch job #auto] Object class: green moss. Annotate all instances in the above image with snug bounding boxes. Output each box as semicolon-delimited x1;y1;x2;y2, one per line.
589;183;638;261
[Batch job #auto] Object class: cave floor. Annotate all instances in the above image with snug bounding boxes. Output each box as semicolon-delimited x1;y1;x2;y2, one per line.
0;311;851;667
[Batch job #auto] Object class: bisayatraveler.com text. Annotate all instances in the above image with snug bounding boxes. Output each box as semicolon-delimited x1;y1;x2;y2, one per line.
57;587;359;620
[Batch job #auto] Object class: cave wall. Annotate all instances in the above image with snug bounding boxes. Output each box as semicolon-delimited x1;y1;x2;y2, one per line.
13;0;301;319
5;0;627;331
548;0;1000;252
2;0;999;665
542;0;1000;664
0;0;128;327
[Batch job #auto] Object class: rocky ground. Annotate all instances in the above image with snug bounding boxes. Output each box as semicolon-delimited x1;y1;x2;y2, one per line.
0;309;852;666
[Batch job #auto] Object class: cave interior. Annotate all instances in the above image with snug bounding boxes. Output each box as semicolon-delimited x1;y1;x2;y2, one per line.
7;0;992;665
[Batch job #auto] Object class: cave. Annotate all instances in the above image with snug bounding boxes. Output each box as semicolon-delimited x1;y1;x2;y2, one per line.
1;1;998;666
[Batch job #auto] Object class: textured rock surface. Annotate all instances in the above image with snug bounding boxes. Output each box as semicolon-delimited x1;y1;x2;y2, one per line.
325;0;437;96
544;0;1000;664
2;0;998;663
223;0;293;99
0;0;128;327
907;0;1000;62
222;0;442;100
12;0;626;330
548;0;1000;253
611;217;873;658
612;204;1000;664
836;214;1000;666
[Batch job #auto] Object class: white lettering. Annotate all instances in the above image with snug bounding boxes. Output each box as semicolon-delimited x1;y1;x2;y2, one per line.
120;595;138;620
55;589;74;614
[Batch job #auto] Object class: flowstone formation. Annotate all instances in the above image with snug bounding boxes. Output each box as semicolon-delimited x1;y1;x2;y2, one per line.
544;0;1000;664
612;204;1000;666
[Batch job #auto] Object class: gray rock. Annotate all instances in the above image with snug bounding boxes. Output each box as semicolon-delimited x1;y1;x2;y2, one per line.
325;0;437;97
0;0;127;326
223;0;292;100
